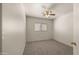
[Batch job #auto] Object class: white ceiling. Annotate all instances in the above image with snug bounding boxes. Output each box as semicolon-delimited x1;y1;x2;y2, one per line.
23;3;73;19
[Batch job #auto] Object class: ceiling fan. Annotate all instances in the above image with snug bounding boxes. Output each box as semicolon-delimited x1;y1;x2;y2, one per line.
42;6;55;17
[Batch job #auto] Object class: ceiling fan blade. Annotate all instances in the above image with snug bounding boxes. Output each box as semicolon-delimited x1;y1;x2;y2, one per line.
50;14;55;16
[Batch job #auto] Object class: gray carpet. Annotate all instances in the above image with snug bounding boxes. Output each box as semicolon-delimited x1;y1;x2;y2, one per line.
23;39;73;55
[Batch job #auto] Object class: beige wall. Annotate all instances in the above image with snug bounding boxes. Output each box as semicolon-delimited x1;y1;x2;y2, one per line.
26;16;54;42
0;3;2;54
2;4;26;55
73;3;79;55
53;12;73;47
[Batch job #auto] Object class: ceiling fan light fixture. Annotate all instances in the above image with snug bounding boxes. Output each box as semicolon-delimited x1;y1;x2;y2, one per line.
42;5;55;18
